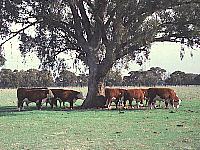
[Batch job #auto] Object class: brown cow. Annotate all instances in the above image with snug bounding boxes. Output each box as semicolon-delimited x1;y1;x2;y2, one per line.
147;88;181;109
20;87;49;106
17;87;49;107
17;88;54;111
124;89;145;109
50;89;84;109
105;88;125;109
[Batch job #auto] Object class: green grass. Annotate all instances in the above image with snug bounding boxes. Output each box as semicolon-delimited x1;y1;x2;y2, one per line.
0;86;200;150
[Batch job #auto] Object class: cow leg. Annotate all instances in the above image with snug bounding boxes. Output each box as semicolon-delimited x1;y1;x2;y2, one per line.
50;98;55;109
170;99;175;109
25;101;29;107
106;99;112;110
129;100;133;109
148;95;156;109
124;100;128;109
108;101;112;110
105;99;109;107
165;101;169;109
46;102;48;107
117;100;119;109
36;101;42;110
145;98;148;106
50;102;53;109
148;100;154;109
153;101;157;108
116;98;122;109
50;98;53;109
54;99;58;107
136;101;139;109
123;100;127;109
53;98;58;108
59;100;62;108
70;101;73;109
140;99;144;107
116;99;122;109
118;99;124;109
17;100;23;111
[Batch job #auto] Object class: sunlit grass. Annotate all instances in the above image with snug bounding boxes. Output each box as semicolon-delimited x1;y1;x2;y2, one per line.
0;86;200;150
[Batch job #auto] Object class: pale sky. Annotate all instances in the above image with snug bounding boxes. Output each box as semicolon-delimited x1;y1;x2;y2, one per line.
1;36;200;76
122;42;200;75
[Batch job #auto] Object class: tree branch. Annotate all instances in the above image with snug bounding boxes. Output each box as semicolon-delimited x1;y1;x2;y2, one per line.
54;47;81;55
68;1;86;44
77;0;92;41
105;6;117;28
0;20;42;47
46;18;78;41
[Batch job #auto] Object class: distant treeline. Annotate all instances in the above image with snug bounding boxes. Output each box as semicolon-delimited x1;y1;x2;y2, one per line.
0;67;200;88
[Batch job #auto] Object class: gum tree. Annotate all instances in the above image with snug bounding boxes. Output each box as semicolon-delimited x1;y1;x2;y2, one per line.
0;0;200;108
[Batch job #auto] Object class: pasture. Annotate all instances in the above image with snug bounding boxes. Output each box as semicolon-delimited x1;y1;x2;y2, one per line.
0;86;200;150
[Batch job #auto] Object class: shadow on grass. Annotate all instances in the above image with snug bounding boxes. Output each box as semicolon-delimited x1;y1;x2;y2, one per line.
0;105;75;114
0;105;145;113
0;104;184;117
0;106;22;117
0;106;19;112
0;105;48;117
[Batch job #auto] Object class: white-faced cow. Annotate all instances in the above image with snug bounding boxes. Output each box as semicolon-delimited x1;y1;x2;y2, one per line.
147;88;181;109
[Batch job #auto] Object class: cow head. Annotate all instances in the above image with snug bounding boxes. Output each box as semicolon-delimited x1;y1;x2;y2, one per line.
76;92;84;100
47;90;54;99
173;93;181;108
46;89;54;104
174;99;182;108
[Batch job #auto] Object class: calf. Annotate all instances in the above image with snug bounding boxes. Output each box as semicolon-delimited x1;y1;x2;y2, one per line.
105;88;125;109
124;89;145;109
147;88;181;109
50;89;84;109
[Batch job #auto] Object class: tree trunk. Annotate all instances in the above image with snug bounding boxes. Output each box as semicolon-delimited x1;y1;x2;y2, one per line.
81;65;106;108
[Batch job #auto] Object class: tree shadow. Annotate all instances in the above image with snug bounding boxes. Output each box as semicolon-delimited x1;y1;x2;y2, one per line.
0;106;22;117
0;105;45;117
0;106;19;113
0;104;169;117
0;105;73;114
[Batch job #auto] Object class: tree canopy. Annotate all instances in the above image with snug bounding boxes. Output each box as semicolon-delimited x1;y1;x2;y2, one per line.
0;0;200;108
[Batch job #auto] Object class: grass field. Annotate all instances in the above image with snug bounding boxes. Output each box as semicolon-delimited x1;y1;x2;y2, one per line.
0;86;200;150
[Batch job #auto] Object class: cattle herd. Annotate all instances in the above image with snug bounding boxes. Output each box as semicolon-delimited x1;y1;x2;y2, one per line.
105;87;181;110
17;87;181;111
